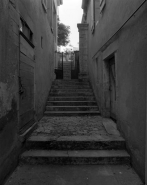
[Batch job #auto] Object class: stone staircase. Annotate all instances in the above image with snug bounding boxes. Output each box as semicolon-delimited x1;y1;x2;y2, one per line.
21;79;130;166
44;80;100;116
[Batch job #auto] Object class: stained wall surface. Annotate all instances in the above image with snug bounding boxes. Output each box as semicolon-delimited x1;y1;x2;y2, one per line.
0;0;56;183
84;0;147;181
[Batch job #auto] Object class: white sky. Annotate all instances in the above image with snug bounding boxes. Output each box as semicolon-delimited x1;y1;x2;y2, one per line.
59;0;83;48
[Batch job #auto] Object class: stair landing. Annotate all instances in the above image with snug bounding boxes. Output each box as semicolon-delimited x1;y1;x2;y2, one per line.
5;164;143;185
18;116;130;166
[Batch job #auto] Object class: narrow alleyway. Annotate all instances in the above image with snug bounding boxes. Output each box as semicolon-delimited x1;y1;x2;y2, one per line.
1;0;147;184
5;77;143;184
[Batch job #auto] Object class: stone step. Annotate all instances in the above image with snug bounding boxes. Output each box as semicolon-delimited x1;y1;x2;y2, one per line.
46;106;99;111
52;84;90;87
53;81;90;86
49;92;94;96
53;82;90;85
52;85;91;89
47;101;97;106
52;85;90;87
21;150;130;165
51;85;91;89
26;135;126;150
48;96;96;101
50;89;93;93
44;111;100;116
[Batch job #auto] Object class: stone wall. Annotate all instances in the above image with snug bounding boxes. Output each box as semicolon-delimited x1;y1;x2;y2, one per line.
83;0;147;181
0;0;20;184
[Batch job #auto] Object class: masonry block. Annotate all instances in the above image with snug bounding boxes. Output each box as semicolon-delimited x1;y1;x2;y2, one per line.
77;23;89;81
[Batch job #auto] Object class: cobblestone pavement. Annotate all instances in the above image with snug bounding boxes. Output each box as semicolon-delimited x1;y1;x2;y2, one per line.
32;116;122;140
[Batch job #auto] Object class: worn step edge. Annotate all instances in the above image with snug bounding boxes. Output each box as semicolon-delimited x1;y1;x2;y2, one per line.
50;90;93;93
51;86;91;88
53;81;89;83
47;101;97;106
44;111;100;116
52;82;90;85
52;82;89;84
26;137;126;150
47;101;97;103
49;95;95;97
48;96;96;100
49;93;94;96
46;106;99;111
46;106;98;108
21;150;130;165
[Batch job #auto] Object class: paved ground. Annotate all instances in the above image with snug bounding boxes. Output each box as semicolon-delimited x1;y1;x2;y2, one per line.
32;116;122;141
6;164;143;185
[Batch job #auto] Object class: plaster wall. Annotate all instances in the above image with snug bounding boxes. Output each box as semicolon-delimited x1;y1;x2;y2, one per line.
85;0;147;181
0;0;20;183
18;0;55;119
0;0;56;183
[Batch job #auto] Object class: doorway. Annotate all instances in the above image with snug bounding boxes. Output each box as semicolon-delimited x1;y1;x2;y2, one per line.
105;55;116;120
19;28;35;134
109;56;116;119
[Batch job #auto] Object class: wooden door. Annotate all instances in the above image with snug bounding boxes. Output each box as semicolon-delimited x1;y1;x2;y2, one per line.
109;57;116;119
19;32;35;134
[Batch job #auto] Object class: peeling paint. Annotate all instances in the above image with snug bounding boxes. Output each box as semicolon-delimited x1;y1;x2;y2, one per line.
0;98;17;133
0;82;17;119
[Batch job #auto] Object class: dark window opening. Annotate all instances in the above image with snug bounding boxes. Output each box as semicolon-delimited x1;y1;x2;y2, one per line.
41;36;43;48
20;18;33;43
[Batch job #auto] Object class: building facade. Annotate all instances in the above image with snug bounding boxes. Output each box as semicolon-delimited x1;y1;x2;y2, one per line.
0;0;62;183
80;0;147;182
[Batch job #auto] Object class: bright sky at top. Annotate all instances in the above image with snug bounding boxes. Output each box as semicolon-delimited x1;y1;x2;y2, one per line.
59;0;83;48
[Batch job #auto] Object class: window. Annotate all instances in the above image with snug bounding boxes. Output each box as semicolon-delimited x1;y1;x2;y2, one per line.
42;0;47;13
20;18;33;43
100;0;106;13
